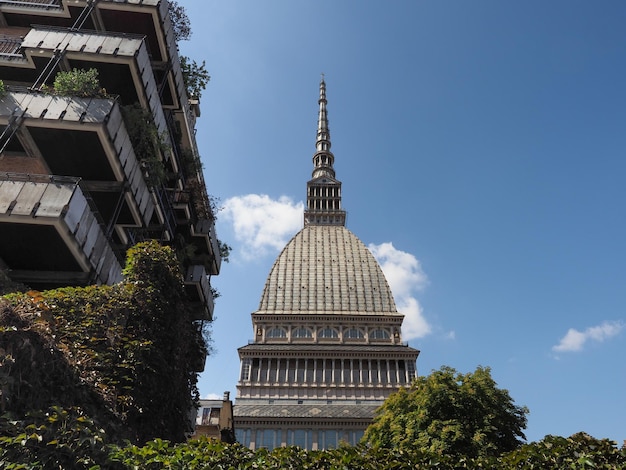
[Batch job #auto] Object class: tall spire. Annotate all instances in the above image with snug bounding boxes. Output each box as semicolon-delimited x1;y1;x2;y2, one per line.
304;76;346;226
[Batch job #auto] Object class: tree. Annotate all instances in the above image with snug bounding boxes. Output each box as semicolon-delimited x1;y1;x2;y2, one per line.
363;365;529;458
168;0;191;42
180;55;210;100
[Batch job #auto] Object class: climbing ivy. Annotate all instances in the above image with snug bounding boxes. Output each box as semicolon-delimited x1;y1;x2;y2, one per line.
0;241;209;457
120;104;168;189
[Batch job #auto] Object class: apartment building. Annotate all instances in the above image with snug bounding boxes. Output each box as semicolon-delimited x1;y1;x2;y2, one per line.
0;0;219;321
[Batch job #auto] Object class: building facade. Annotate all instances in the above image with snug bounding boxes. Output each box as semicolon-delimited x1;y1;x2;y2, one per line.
234;78;420;450
0;1;219;321
192;392;236;443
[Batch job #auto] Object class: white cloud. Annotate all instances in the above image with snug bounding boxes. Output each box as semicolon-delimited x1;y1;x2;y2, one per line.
222;194;303;259
202;393;223;400
368;242;431;340
552;321;624;353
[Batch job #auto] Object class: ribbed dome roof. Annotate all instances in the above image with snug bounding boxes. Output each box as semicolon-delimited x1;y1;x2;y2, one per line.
258;225;398;314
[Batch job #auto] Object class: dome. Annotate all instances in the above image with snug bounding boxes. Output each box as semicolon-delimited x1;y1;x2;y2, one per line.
258;225;398;314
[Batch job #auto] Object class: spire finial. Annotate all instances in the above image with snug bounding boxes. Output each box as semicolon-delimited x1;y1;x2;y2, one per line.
304;77;346;227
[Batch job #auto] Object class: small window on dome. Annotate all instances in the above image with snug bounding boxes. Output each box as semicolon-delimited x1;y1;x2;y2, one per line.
292;327;313;339
344;328;365;339
267;327;287;338
370;329;390;340
318;327;339;339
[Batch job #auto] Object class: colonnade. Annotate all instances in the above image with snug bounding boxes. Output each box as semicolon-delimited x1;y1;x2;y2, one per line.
241;357;416;386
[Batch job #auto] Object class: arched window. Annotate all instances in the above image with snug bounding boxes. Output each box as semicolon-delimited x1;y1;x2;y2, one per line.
370;329;390;340
344;328;364;339
318;327;339;339
266;327;287;338
292;327;313;338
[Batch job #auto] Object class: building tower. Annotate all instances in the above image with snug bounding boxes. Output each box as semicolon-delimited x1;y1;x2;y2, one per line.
234;77;420;450
0;1;220;323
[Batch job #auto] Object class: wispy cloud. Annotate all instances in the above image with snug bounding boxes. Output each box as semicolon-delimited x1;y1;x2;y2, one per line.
552;321;624;353
368;242;431;340
221;194;303;259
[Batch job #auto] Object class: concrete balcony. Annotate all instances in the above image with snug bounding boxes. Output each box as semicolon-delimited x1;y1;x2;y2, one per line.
184;264;214;321
0;173;122;287
0;0;188;111
0;91;159;243
190;219;221;276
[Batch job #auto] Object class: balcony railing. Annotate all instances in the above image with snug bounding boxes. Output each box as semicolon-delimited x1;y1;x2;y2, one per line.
0;36;22;57
0;0;62;7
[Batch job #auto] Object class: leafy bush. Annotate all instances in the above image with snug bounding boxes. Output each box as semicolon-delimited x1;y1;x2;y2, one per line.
180;56;210;100
0;406;113;469
502;432;626;469
53;68;103;97
0;79;6;98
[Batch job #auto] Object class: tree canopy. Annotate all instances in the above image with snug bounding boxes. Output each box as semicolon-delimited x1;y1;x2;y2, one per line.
363;365;529;458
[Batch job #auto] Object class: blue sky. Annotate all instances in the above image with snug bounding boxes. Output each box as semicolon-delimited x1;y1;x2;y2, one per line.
178;1;626;444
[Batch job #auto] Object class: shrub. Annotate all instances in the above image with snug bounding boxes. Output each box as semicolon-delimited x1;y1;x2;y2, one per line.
53;68;102;97
168;0;191;42
180;56;210;100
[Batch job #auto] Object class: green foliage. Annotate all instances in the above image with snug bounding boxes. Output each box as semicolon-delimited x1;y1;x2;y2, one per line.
218;239;232;263
0;241;209;463
106;434;626;469
168;0;192;42
53;68;103;97
120;104;168;188
180;56;210;101
502;432;626;469
0;406;113;469
0;79;6;98
363;365;529;458
110;439;452;470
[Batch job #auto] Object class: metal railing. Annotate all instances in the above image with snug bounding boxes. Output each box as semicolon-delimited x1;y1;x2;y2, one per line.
0;36;22;57
0;0;62;8
0;172;80;185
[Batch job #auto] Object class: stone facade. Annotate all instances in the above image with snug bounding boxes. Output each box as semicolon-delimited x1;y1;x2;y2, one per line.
234;78;419;450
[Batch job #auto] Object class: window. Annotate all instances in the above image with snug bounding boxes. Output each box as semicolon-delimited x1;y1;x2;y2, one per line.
370;329;390;340
318;327;338;339
322;430;338;449
199;407;210;425
235;428;251;447
292;327;312;338
287;429;313;450
333;359;342;383
287;359;296;382
344;328;364;339
371;360;379;384
267;327;287;338
407;360;416;381
240;359;251;381
256;429;279;450
297;359;306;382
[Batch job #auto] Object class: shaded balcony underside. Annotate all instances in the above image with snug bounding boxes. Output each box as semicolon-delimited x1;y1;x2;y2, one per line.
0;1;167;62
0;177;123;288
